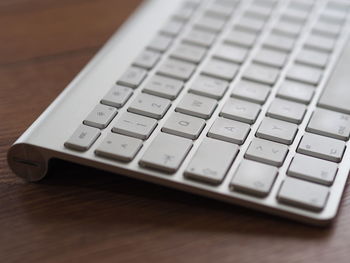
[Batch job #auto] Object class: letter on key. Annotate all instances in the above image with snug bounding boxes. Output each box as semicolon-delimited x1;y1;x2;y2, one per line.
185;138;239;185
139;133;193;173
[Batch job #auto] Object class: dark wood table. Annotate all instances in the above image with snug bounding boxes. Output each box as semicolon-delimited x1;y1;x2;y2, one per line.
1;1;350;262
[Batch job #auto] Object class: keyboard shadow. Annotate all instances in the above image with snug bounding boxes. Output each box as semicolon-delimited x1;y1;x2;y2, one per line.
17;159;335;239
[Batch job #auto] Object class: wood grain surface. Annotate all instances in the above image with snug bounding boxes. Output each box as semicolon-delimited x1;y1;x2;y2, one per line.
1;1;350;262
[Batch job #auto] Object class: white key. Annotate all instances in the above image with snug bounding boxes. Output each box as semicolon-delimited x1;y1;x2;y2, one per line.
65;125;101;151
225;29;257;48
205;2;235;18
189;75;228;100
101;85;133;108
143;75;183;100
170;43;206;64
305;34;336;53
183;29;216;48
139;133;192;173
213;44;249;64
173;4;195;21
267;98;306;124
128;93;171;119
278;177;329;211
112;112;157;140
297;133;345;162
83;104;117;129
176;93;217;119
286;64;322;86
313;21;342;38
208;117;250;145
256;117;298;145
231;160;278;197
320;11;346;25
295;49;329;68
231;80;270;105
235;17;265;33
243;63;280;86
277;80;314;104
288;154;338;185
273;21;302;37
162;112;205;139
157;59;196;81
95;133;143;162
202;58;239;81
221;98;261;124
148;34;173;52
133;50;161;70
245;138;289;167
307;108;350;141
160;20;184;36
184;138;239;185
194;15;226;33
244;5;272;21
254;48;288;68
117;67;147;88
264;33;295;52
281;9;308;23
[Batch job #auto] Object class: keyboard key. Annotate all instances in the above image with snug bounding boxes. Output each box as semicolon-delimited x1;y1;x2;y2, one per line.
231;80;270;105
213;44;249;64
297;133;345;162
101;85;133;108
148;34;173;52
263;33;295;52
162;112;205;139
278;177;329;211
205;2;236;18
65;125;101;151
277;80;314;104
184;138;239;184
143;75;183;100
95;133;143;162
183;29;216;47
225;29;257;48
254;48;288;68
312;21;342;38
243;63;280;86
112;112;157;140
160;20;184;36
273;20;302;37
208;117;250;145
267;98;306;124
281;9;308;24
286;64;322;85
288;154;338;185
194;15;226;33
295;49;329;68
176;93;217;119
231;160;278;197
189;75;229;100
235;17;265;33
256;117;298;145
244;5;272;21
157;58;196;81
139;133;192;173
320;11;346;25
117;67;147;88
245;138;289;167
173;4;196;21
128;93;171;119
133;50;161;69
170;43;206;64
221;98;261;124
202;58;239;81
307;108;350;141
83;104;118;129
305;34;336;53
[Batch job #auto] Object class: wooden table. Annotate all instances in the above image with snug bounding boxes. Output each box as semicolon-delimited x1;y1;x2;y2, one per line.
1;1;350;262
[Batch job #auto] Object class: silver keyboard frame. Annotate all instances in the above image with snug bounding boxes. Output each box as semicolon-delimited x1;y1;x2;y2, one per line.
7;0;350;225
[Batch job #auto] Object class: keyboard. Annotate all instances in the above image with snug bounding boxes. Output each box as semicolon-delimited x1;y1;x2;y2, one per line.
7;0;350;225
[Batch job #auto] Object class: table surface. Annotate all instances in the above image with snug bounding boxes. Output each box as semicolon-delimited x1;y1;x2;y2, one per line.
1;1;350;262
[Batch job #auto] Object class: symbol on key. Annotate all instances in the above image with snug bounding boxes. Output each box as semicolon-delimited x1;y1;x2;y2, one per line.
107;140;112;145
79;132;87;139
330;149;338;155
225;126;236;132
97;112;105;116
121;144;128;149
203;168;218;177
179;121;190;126
272;149;279;154
163;154;174;164
193;100;202;107
253;181;265;189
256;146;263;151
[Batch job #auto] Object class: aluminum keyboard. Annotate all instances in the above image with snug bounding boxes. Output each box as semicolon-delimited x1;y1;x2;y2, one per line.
34;0;350;224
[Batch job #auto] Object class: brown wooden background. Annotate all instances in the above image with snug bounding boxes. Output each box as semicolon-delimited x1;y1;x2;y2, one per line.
1;0;350;262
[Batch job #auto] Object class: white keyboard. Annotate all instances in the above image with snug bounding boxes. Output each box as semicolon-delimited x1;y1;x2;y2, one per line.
7;0;350;225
